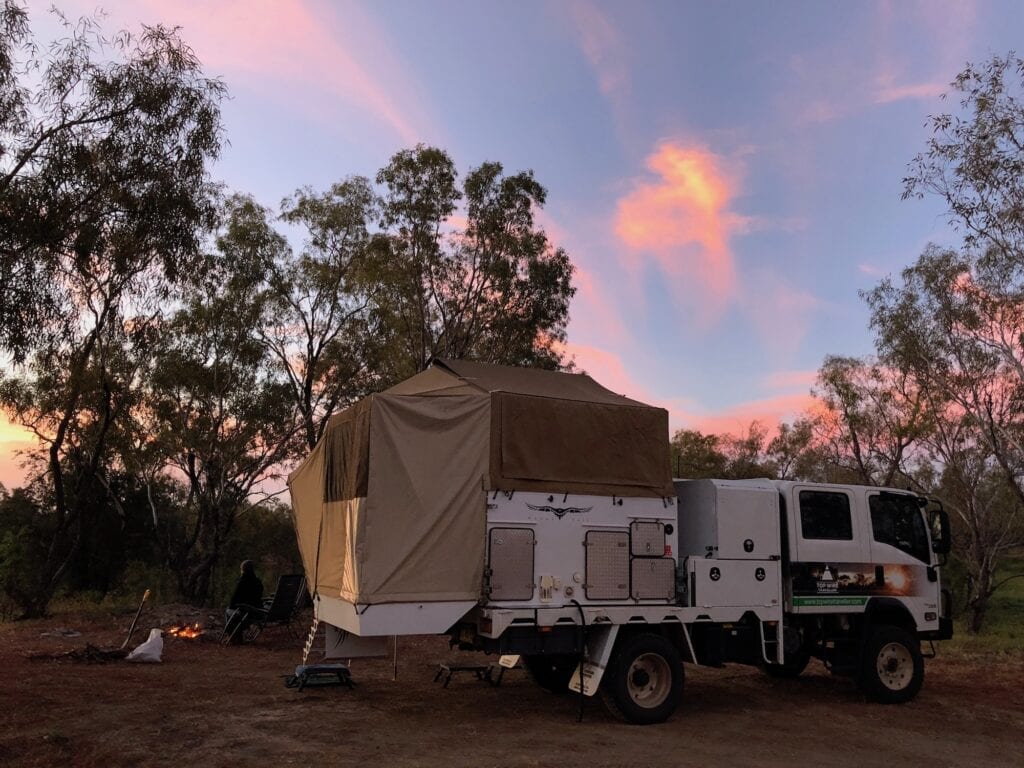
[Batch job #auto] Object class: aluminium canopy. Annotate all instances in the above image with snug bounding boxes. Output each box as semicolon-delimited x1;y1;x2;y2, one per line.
288;359;673;606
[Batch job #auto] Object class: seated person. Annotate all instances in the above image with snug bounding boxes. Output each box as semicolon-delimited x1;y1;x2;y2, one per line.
224;560;264;643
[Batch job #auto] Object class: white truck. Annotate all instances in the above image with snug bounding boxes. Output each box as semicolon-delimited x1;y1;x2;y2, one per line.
289;360;952;724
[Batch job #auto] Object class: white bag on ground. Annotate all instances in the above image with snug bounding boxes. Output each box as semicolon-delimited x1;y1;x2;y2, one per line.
126;628;164;663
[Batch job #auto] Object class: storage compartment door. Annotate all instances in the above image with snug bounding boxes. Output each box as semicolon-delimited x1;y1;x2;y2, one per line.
488;527;535;601
690;559;781;608
585;530;630;600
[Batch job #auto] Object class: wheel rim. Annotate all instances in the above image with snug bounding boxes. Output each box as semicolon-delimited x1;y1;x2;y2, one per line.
626;653;672;708
876;641;913;691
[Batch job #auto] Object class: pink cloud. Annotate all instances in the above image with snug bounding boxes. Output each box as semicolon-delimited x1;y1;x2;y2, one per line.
762;370;818;391
614;142;744;314
557;341;653;400
682;391;819;437
788;2;977;125
533;206;630;346
741;270;822;359
555;341;696;422
874;80;946;105
557;340;817;440
563;0;628;97
61;0;429;145
570;264;628;344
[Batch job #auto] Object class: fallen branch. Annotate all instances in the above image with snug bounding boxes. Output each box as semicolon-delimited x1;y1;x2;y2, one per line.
27;644;130;663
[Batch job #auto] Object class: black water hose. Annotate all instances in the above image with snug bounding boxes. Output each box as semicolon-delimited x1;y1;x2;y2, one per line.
571;599;586;723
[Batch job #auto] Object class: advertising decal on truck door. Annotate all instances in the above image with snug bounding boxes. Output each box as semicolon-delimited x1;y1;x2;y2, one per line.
791;562;930;606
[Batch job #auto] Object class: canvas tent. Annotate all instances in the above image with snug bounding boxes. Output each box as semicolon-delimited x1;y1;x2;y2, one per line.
288;359;673;606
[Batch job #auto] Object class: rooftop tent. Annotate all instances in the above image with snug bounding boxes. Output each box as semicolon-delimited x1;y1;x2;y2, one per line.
288;360;673;606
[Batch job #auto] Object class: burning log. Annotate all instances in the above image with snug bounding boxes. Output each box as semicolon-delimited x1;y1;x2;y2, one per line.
164;622;204;639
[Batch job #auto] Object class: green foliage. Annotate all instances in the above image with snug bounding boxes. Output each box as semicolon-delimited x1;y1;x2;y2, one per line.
813;356;930;487
0;2;225;361
136;199;299;604
874;54;1024;504
0;487;51;619
368;145;575;377
0;11;576;614
269;180;381;450
945;553;1024;655
670;423;778;480
865;53;1024;632
670;429;728;479
0;2;225;615
903;54;1024;264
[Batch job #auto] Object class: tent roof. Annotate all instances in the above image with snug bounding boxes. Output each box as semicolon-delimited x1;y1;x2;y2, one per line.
432;358;647;406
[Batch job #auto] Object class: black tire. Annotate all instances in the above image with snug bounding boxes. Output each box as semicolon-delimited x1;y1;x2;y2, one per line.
859;625;923;703
600;633;683;725
764;628;812;678
523;654;578;694
763;645;811;678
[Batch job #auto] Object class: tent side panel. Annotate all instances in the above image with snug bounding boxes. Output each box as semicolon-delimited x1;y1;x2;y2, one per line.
288;438;366;598
288;439;325;594
490;392;674;498
358;393;490;604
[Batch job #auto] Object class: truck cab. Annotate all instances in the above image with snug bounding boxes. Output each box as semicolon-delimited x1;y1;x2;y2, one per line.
676;479;952;703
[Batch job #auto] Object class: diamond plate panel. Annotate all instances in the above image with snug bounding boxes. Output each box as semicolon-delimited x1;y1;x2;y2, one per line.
631;521;665;556
488;528;535;601
585;530;630;600
631;558;676;600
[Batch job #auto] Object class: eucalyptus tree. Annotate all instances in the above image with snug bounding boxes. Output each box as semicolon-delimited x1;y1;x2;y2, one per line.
925;401;1023;633
0;3;224;614
865;53;1024;630
139;195;299;604
266;180;381;451
370;145;575;377
812;356;930;487
669;429;729;479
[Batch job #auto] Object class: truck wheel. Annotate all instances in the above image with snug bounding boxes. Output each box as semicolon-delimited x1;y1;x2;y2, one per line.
763;644;811;678
859;625;923;703
600;633;682;724
523;654;578;694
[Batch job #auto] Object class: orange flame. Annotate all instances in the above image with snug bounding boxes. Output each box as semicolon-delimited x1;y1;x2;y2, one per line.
165;623;203;639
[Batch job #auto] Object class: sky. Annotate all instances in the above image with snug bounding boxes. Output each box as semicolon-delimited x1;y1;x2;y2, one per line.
3;0;1022;489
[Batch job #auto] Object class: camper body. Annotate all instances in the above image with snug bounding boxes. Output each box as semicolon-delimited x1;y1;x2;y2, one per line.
290;361;952;724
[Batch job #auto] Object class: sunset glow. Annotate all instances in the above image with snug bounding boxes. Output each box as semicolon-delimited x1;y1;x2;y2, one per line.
4;0;1020;489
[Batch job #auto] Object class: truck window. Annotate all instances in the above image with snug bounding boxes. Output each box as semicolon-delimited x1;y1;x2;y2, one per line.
799;491;853;540
870;494;930;563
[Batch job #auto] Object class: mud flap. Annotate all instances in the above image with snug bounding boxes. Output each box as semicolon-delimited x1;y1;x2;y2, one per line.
567;625;619;696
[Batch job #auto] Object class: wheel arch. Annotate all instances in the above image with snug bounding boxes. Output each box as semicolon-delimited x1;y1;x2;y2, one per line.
863;597;917;634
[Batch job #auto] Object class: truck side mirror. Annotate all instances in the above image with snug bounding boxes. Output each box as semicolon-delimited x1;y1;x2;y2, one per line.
930;506;951;556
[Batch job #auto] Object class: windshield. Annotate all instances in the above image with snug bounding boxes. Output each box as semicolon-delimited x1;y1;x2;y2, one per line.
869;493;930;563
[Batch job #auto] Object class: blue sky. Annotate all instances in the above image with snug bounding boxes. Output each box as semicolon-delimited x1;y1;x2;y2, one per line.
3;0;1022;486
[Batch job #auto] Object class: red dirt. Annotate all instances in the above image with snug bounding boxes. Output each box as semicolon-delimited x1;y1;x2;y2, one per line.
1;607;1021;768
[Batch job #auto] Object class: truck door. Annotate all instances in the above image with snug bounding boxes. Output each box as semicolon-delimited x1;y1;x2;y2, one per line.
865;490;933;600
790;486;870;609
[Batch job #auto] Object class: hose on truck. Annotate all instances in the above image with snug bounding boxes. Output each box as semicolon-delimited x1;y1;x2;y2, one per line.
571;599;586;723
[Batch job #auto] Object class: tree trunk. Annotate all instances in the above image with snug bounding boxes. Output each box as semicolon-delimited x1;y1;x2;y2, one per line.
965;567;994;634
967;599;988;634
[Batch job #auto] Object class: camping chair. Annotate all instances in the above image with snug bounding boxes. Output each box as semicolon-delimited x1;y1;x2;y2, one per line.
222;574;307;645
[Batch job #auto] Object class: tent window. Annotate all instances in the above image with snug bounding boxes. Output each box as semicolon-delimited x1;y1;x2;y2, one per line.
323;403;370;502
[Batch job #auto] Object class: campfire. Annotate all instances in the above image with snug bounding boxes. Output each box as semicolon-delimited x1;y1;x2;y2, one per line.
165;622;203;639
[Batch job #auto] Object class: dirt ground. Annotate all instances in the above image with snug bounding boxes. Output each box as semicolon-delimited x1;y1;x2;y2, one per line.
1;606;1021;768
